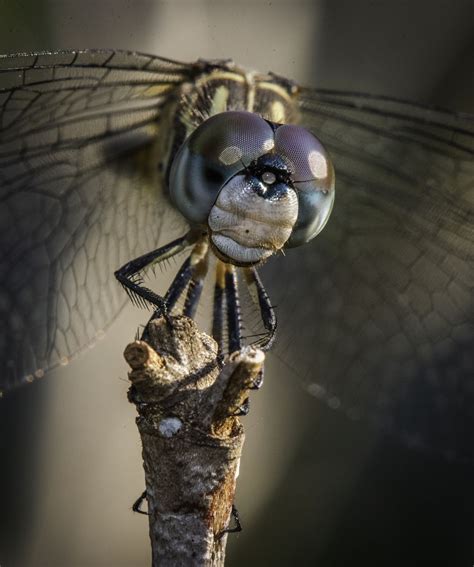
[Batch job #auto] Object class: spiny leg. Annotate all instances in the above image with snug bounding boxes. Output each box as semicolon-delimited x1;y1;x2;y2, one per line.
160;238;209;315
224;264;250;416
163;256;194;312
114;232;197;311
211;262;248;414
212;261;226;357
243;267;277;352
225;264;242;354
143;239;209;339
216;504;242;539
242;267;278;390
138;254;194;343
132;490;148;516
183;240;210;318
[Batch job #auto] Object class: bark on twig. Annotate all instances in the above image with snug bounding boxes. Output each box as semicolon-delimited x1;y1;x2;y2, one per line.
124;315;264;567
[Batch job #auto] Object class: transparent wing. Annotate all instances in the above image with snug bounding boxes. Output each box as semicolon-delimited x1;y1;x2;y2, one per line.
0;49;194;392
262;89;474;460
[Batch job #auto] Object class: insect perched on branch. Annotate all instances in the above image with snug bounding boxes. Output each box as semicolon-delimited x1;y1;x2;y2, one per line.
1;50;473;462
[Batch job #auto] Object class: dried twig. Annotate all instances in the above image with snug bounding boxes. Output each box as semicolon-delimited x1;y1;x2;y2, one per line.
124;315;264;567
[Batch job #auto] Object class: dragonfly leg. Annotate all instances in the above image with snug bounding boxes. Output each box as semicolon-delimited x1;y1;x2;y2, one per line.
225;264;242;354
212;261;226;357
183;240;210;318
216;504;242;539
132;490;148;516
142;239;209;340
243;267;277;352
249;366;264;390
153;238;209;315
162;256;195;312
138;254;192;342
224;264;252;413
211;261;243;356
115;232;197;311
231;397;250;416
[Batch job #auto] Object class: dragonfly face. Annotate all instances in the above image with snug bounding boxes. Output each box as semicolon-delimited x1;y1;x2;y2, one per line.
0;50;472;462
169;110;334;265
164;63;335;265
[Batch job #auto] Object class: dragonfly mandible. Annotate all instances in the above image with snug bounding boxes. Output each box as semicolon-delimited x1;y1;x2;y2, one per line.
0;49;473;462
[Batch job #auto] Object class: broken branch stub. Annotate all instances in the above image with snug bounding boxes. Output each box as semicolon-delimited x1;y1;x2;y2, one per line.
124;315;264;567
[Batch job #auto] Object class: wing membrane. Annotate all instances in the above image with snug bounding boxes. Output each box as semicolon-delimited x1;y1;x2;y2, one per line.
262;89;474;460
0;49;194;392
3;53;473;460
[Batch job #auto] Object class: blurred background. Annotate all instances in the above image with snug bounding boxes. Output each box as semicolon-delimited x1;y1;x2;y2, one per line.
1;1;473;566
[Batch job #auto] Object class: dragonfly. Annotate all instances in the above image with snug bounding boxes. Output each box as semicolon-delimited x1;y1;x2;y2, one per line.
0;49;472;463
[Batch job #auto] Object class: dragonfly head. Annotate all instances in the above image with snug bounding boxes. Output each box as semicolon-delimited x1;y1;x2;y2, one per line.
169;111;335;266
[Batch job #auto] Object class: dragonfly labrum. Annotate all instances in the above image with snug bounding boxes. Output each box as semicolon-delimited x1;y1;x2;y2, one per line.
0;50;472;461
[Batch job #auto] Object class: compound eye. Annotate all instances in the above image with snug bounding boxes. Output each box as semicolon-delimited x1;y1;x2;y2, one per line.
274;124;335;246
275;124;332;191
169;111;274;224
189;111;275;166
